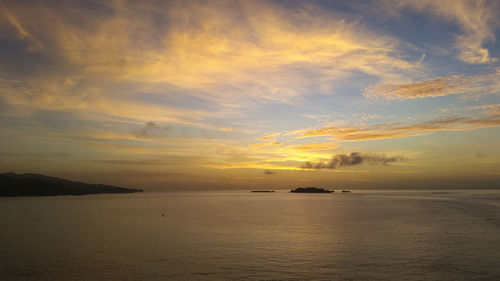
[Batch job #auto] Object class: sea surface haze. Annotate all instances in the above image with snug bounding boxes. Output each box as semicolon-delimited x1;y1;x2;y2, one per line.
1;190;499;280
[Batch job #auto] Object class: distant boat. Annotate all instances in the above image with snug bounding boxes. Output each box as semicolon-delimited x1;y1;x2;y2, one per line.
251;190;275;192
290;187;333;193
342;190;351;193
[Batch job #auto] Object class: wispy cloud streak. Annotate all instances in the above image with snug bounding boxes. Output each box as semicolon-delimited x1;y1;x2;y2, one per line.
364;71;500;100
372;0;500;64
296;115;500;141
364;76;467;99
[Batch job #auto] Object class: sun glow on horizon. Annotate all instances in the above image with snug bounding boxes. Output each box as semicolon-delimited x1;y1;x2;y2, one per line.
0;0;499;189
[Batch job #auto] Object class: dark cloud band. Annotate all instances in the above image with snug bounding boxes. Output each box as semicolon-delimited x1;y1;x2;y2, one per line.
301;152;402;169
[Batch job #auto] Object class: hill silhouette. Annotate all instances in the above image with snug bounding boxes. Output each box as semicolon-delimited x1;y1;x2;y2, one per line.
0;172;143;197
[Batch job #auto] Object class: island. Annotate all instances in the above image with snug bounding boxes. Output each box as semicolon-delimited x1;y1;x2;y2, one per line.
290;187;334;193
0;172;143;197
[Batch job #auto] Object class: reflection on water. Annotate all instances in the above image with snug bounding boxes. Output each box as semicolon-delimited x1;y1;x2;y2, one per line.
1;190;499;280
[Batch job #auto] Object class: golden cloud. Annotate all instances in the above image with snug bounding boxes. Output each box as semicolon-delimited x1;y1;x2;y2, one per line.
364;76;467;99
0;0;417;110
296;115;500;141
364;71;500;100
257;133;281;141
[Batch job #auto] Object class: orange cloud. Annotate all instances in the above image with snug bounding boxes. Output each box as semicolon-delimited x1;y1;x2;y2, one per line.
364;76;467;99
296;115;500;141
257;133;281;141
364;71;500;100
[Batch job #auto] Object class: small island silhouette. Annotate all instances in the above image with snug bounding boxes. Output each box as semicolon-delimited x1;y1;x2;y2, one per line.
290;187;334;193
0;172;143;197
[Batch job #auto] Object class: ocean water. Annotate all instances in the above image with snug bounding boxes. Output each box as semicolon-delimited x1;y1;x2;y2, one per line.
1;190;499;280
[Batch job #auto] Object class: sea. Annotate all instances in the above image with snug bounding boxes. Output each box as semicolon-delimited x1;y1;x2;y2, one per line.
1;190;499;280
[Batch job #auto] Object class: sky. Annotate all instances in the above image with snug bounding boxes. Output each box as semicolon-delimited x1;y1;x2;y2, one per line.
0;0;499;190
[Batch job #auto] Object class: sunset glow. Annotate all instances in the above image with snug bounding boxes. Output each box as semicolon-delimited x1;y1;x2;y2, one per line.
1;0;499;189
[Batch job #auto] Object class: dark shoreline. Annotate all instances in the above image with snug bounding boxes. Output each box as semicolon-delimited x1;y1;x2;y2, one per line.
0;173;143;197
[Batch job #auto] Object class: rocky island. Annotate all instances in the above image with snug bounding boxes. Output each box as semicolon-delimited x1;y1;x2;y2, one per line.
290;187;334;193
0;172;143;197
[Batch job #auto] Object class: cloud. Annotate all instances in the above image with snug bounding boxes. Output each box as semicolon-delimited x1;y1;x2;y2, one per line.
0;0;418;112
364;71;500;100
258;133;281;141
296;114;500;141
465;116;500;127
251;141;282;148
136;122;171;138
0;10;43;51
0;0;499;183
469;104;500;115
301;152;402;169
364;76;468;99
0;0;429;158
375;0;500;64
